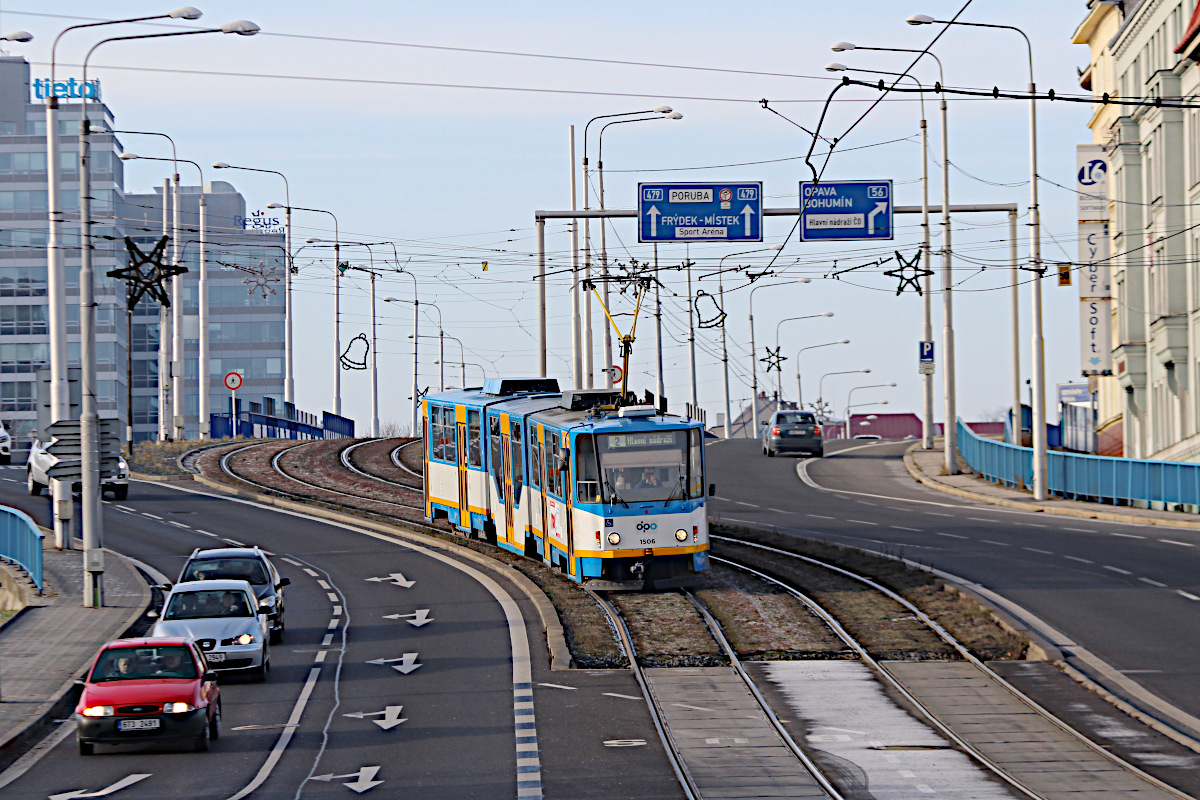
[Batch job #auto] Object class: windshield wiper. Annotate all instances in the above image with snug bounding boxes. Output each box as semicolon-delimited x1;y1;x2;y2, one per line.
603;477;630;509
664;472;687;506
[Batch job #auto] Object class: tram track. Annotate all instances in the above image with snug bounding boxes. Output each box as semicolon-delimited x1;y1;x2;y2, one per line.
341;438;423;491
709;534;1196;800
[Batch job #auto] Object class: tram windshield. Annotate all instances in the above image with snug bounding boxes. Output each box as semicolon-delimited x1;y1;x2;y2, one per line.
588;429;703;504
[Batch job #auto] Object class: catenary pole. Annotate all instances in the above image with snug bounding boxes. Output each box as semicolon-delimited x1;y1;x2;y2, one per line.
569;126;581;388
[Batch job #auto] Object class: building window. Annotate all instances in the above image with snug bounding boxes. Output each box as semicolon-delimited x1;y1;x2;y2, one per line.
132;394;158;425
0;190;49;213
0;304;47;335
0;381;33;411
0;267;47;296
0;343;47;373
131;358;158;388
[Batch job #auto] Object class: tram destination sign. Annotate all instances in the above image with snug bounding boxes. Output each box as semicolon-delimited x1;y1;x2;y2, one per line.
638;182;763;243
799;180;893;242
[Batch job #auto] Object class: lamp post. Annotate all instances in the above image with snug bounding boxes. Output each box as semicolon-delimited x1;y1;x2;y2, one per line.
348;266;380;437
581;106;673;387
774;312;835;408
845;383;897;434
463;361;490;382
382;270;419;435
795;339;851;409
76;18;258;608
120;153;209;440
214;163;293;407
291;207;341;414
908;13;1043;494
831;41;947;451
747;278;810;436
595;111;683;387
816;368;871;422
844;400;889;438
442;332;465;388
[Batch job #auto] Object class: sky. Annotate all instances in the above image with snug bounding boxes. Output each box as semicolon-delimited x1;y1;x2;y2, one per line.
7;1;1102;433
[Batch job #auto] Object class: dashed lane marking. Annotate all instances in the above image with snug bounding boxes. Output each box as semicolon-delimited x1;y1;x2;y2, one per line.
317;580;331;590
143;513;163;520
314;650;327;663
1103;565;1132;575
1162;539;1193;547
890;526;922;532
168;521;191;529
981;540;1011;547
224;538;246;546
326;592;339;603
602;693;643;701
735;501;758;508
846;519;878;526
537;683;577;690
115;505;136;512
303;568;319;577
1111;532;1145;539
807;514;834;520
281;557;302;566
1141;578;1168;588
1024;548;1054;555
1178;591;1200;601
1065;556;1093;564
321;634;334;646
1024;523;1047;528
924;512;954;517
769;508;789;514
332;605;343;616
196;531;219;538
1063;527;1096;533
328;619;339;630
933;532;967;539
967;517;994;522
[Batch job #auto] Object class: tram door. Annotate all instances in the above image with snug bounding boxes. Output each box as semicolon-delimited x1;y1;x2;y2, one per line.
501;419;515;544
533;428;547;561
563;432;575;578
456;420;469;528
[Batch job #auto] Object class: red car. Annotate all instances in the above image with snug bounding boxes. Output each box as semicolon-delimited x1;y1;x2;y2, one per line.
74;637;221;755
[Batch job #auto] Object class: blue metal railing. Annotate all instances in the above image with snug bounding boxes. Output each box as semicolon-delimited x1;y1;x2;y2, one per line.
0;504;43;591
958;419;1200;508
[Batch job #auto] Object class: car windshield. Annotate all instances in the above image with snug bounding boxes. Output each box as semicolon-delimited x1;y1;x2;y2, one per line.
163;589;253;620
183;557;269;585
90;645;198;682
594;429;702;504
777;413;815;425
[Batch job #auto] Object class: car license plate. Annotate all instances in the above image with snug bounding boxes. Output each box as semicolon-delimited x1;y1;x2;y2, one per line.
118;718;160;731
207;652;226;663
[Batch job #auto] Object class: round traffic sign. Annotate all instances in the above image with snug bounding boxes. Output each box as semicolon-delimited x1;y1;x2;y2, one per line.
224;372;243;391
610;365;624;383
719;188;732;202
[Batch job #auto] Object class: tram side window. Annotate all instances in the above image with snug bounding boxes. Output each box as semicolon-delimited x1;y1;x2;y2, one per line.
545;437;561;498
429;405;442;461
442;406;457;463
575;434;601;504
529;437;541;491
510;421;524;503
688;428;704;498
467;409;482;468
489;416;505;501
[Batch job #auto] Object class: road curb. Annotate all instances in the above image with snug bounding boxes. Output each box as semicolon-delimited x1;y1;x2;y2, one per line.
901;443;1200;531
187;473;573;671
0;549;151;770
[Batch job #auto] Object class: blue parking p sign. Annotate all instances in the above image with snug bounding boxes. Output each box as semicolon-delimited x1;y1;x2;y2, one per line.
799;180;893;242
919;341;934;363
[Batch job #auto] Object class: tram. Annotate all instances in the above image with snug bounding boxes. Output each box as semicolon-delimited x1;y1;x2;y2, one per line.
422;377;710;590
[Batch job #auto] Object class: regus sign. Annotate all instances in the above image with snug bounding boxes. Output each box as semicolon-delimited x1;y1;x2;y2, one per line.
236;210;285;234
32;78;101;101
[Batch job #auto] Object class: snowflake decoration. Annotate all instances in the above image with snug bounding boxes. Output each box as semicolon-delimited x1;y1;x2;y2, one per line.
242;260;280;299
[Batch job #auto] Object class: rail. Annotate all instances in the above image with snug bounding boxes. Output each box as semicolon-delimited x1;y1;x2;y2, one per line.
0;504;43;591
958;418;1200;508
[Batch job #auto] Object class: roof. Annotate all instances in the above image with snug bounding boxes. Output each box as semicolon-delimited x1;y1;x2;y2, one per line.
106;636;191;647
1177;1;1200;55
188;548;264;560
170;579;256;593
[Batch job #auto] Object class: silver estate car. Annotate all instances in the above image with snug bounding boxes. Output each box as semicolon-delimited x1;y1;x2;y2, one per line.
762;410;823;458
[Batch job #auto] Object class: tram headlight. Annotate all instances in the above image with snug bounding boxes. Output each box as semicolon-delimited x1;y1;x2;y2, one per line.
675;529;688;542
607;532;621;545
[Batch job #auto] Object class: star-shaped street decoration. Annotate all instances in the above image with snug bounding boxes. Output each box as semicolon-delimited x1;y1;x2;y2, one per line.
883;249;933;296
107;236;188;311
760;346;786;374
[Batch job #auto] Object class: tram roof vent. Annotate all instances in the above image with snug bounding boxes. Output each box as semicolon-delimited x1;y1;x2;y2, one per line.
481;377;561;396
618;405;657;418
561;389;624;411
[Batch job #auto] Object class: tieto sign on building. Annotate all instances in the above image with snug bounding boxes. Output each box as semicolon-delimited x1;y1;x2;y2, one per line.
799;180;893;242
637;183;762;242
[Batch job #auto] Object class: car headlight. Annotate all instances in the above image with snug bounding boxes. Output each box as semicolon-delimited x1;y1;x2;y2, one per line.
118;457;128;470
236;633;255;646
675;529;688;542
82;705;113;717
607;532;620;545
258;595;277;607
163;702;195;713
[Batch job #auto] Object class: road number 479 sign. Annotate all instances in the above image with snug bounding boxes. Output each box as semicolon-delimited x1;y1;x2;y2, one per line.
224;372;243;391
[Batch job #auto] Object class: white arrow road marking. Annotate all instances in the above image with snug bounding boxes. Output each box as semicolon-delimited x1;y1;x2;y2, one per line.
366;653;421;674
309;766;384;793
344;705;407;730
647;205;660;237
740;204;755;235
366;572;414;588
867;201;888;234
49;774;153;800
383;609;432;627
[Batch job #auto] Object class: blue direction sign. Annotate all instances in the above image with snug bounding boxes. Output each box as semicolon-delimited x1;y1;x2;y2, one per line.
638;182;763;243
799;180;893;242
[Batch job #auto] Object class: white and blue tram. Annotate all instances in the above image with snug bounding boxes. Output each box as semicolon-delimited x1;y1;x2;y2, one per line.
422;377;710;589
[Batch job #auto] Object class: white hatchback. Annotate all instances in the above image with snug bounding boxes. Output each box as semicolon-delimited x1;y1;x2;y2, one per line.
151;579;271;680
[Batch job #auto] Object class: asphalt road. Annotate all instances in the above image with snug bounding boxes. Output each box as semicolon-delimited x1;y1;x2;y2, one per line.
0;471;680;800
706;436;1200;734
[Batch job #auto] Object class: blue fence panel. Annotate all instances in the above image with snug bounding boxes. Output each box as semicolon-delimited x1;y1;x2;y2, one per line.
958;419;1200;509
0;504;43;591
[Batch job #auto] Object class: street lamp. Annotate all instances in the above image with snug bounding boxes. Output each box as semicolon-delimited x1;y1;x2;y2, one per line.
844;400;889;438
775;312;835;408
121;153;209;441
73;16;258;608
595;111;682;387
348;265;380;437
382;269;420;435
829;40;948;454
845;383;897;433
290;207;341;415
816;368;871;422
44;8;199;552
907;14;1044;494
748;277;809;435
580;106;673;388
795;339;851;409
214;162;294;407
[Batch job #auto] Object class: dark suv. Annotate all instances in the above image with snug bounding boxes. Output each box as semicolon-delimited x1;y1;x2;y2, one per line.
175;547;289;643
762;410;823;457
